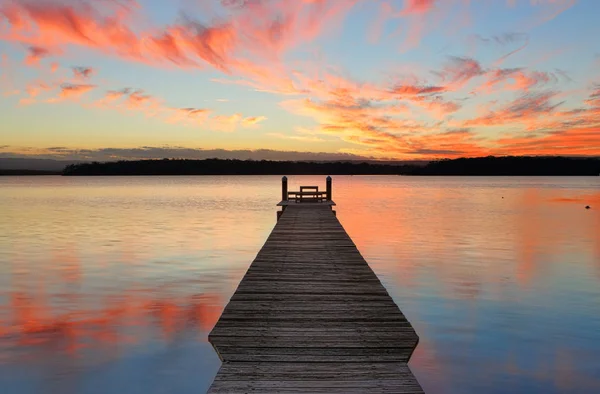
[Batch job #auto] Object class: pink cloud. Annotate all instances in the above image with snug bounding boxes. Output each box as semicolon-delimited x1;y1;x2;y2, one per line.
57;83;96;100
463;91;563;127
0;0;143;58
400;0;438;16
24;45;50;65
478;68;561;93
0;0;358;77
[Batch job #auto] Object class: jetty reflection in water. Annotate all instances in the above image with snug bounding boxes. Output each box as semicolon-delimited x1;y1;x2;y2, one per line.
0;176;599;394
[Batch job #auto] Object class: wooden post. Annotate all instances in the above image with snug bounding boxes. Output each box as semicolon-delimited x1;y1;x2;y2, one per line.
282;176;288;201
326;176;332;201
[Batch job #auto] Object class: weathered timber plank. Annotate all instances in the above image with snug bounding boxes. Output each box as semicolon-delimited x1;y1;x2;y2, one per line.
208;328;418;338
228;293;396;302
212;362;418;377
211;320;415;330
214;350;412;363
221;305;403;313
215;313;407;321
207;336;418;348
209;382;422;394
222;300;400;308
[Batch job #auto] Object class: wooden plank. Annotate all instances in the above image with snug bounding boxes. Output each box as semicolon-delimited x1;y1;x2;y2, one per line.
209;329;418;338
212;362;417;376
207;204;423;393
228;293;398;302
211;320;415;330
214;347;413;363
208;337;418;349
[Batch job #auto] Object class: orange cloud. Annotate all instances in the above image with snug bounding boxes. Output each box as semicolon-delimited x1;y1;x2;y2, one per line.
57;83;95;100
242;115;267;127
167;107;211;125
493;126;600;156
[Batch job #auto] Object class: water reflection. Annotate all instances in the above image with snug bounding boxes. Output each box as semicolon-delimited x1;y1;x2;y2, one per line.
2;290;222;354
1;176;599;394
334;177;600;394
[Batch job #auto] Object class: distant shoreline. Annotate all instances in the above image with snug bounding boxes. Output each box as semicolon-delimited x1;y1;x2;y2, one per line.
0;170;61;176
56;157;600;176
3;156;599;176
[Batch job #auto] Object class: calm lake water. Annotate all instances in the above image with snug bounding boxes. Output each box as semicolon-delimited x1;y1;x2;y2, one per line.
1;175;599;394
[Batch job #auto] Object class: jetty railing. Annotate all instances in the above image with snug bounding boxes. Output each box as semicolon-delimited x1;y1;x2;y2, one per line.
281;176;333;203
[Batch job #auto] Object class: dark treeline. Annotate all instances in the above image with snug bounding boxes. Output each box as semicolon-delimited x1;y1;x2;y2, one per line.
63;159;411;175
62;156;600;176
412;156;600;176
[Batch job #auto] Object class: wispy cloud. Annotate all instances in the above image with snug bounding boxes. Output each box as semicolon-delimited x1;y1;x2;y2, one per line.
90;88;265;131
268;132;325;143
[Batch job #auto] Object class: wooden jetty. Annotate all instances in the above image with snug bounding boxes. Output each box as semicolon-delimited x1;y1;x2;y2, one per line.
207;177;424;393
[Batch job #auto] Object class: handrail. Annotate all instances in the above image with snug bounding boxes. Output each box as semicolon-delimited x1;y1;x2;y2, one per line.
280;177;332;203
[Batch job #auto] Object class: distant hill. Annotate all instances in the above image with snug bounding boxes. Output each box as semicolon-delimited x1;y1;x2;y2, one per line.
62;156;600;176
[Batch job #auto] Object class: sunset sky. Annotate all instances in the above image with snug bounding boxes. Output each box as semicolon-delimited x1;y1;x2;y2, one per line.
1;0;599;161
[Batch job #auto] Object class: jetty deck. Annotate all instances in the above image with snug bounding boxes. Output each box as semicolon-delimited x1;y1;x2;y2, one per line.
207;178;423;393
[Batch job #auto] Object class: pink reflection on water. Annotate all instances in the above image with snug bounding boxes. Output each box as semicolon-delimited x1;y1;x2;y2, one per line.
2;287;224;359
